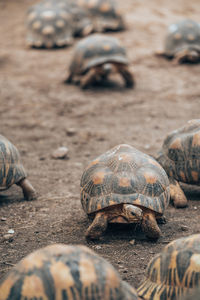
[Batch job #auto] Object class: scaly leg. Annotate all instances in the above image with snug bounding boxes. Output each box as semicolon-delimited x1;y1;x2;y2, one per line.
169;177;187;208
142;212;161;239
80;68;99;89
17;178;37;201
116;64;134;88
86;212;108;240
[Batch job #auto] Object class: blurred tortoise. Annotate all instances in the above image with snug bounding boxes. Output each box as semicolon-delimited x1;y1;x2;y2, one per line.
182;288;200;300
81;144;170;240
0;135;36;201
137;234;200;300
0;243;139;300
65;34;134;88
77;0;125;32
157;119;200;208
156;19;200;64
41;0;94;37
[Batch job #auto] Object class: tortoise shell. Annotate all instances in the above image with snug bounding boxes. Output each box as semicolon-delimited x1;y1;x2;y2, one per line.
158;119;200;184
81;144;170;216
137;234;200;300
0;244;138;300
164;19;200;57
69;34;129;75
26;1;74;48
0;135;26;190
77;0;125;31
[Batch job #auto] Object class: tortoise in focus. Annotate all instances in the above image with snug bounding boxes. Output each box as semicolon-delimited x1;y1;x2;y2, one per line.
137;234;200;300
77;0;125;32
0;135;36;201
66;34;134;88
156;19;200;64
81;144;170;240
0;243;139;300
157;119;200;208
26;1;74;48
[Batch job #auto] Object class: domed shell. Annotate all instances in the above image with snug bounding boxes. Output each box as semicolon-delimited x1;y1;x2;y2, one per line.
26;1;74;48
0;135;26;190
0;244;138;300
77;0;125;31
159;119;200;183
81;144;170;215
137;234;200;300
69;34;129;75
164;19;200;57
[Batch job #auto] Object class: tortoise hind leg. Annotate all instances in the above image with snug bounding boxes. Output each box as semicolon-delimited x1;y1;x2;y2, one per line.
169;177;188;208
17;178;37;201
142;212;161;240
86;212;108;240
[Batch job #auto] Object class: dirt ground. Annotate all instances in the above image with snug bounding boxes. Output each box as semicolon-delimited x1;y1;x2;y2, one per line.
0;0;200;290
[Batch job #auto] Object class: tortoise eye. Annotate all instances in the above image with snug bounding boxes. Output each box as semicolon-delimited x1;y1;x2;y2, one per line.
131;211;136;216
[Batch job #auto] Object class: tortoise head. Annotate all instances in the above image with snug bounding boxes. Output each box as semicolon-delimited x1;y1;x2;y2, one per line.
175;48;200;63
122;204;143;222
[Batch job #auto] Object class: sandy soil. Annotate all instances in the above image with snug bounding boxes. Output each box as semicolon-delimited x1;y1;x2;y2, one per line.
0;0;200;290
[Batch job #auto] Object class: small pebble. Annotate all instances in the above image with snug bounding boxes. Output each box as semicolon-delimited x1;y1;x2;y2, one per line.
144;144;150;150
94;245;101;250
51;147;69;159
8;229;14;234
194;206;197;210
122;269;128;273
180;225;189;231
66;128;77;136
129;239;135;245
1;217;7;221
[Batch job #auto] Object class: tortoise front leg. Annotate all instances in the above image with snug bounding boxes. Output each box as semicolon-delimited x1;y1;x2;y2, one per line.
169;177;188;208
64;71;74;84
17;178;37;201
80;67;99;89
116;64;134;88
86;212;108;240
142;212;161;240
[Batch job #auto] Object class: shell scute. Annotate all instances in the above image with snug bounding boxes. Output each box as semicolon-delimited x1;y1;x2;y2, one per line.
137;234;200;300
81;144;170;214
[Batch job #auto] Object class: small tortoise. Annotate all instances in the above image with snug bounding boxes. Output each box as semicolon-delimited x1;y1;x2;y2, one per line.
137;234;200;300
157;119;200;208
0;243;139;300
81;144;170;240
66;34;134;88
26;1;74;48
156;19;200;64
0;135;36;201
77;0;125;32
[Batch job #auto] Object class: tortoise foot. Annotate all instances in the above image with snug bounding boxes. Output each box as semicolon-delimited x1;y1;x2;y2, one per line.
170;179;188;208
142;212;161;240
86;212;108;240
17;178;37;201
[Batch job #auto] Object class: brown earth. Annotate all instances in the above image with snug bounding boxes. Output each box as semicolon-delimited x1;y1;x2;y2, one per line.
0;0;200;291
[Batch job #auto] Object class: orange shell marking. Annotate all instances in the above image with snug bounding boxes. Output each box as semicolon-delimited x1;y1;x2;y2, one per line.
192;132;200;146
93;171;105;185
21;275;47;299
144;172;157;184
100;2;111;12
119;177;130;187
170;138;182;150
191;171;198;182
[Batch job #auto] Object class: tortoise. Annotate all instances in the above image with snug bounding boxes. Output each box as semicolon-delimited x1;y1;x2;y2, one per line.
80;144;170;240
65;34;134;88
77;0;125;32
156;19;200;64
156;119;200;208
26;1;75;48
137;234;200;300
0;243;139;300
41;0;94;37
0;135;36;201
